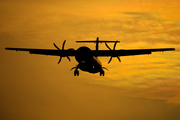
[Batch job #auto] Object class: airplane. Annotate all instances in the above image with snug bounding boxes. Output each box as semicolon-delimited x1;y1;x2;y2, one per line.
5;37;175;76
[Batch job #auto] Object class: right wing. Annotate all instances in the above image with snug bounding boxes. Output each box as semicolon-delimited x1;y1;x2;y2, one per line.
94;48;175;57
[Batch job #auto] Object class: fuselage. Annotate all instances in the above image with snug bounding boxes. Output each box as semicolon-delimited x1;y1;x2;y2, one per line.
75;46;102;73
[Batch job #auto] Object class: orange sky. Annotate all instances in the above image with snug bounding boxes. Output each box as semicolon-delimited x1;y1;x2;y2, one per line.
1;0;180;120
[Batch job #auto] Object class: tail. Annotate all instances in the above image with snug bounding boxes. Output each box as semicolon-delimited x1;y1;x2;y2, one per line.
76;37;120;52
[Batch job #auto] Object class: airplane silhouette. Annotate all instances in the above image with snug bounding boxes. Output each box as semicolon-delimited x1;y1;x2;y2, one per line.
5;37;175;76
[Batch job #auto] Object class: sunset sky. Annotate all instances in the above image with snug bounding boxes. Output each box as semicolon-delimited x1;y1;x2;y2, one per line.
1;0;180;120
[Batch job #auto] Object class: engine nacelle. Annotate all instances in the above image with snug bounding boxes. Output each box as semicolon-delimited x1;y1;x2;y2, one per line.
75;46;93;63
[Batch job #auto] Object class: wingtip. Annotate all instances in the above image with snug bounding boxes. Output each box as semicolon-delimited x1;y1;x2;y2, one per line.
5;47;10;50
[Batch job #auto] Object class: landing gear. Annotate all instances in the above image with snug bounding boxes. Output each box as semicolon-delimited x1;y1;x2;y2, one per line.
100;70;104;76
74;69;79;76
71;65;80;76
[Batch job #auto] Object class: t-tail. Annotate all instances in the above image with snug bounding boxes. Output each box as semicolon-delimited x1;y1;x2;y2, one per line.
76;37;120;52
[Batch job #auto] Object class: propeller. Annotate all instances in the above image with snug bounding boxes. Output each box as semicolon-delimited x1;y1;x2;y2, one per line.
53;40;71;64
105;41;121;64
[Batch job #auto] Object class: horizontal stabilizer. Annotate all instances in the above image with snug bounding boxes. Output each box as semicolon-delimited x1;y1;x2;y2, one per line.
76;41;120;43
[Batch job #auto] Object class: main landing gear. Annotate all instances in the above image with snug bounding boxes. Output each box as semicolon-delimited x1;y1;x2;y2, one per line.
100;67;108;76
71;65;80;76
74;69;79;76
71;65;108;76
100;70;105;76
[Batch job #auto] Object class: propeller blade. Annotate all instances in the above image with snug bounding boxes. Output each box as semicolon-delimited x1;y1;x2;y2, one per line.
113;41;118;50
66;56;71;61
58;57;62;64
105;41;121;64
62;40;66;50
54;40;71;64
53;43;60;50
108;57;113;64
105;42;111;50
117;56;121;62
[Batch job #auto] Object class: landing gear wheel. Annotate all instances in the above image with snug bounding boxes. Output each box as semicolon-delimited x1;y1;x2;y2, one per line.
77;70;79;76
74;69;79;76
100;70;104;76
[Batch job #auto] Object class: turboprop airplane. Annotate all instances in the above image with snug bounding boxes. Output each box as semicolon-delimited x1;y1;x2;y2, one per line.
5;37;175;76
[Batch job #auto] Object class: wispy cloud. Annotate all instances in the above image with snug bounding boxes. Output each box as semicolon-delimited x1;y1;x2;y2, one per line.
93;46;180;103
1;0;180;104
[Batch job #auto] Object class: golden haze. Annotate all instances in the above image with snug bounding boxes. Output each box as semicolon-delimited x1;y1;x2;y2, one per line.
1;0;180;120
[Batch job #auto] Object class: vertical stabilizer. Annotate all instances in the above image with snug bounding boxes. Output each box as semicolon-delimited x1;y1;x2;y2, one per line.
96;37;99;53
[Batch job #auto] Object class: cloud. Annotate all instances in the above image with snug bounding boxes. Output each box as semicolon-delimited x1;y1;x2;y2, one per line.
123;11;153;16
93;46;180;103
106;11;180;45
1;0;179;105
1;1;180;120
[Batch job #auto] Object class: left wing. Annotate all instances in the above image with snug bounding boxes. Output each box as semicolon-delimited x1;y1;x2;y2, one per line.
5;48;76;56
